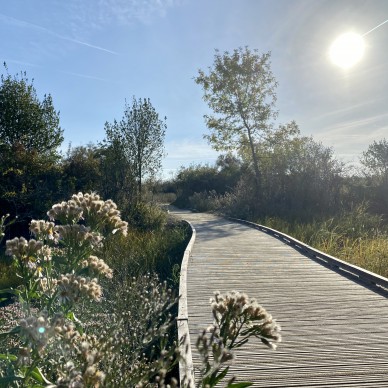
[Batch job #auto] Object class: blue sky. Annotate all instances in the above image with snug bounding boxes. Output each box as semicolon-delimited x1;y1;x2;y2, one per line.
1;0;387;178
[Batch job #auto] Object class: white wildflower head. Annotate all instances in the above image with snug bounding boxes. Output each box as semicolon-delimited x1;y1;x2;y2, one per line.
57;274;102;304
210;290;281;350
82;255;113;279
47;201;84;224
71;192;128;236
29;219;55;240
5;237;44;270
54;225;103;249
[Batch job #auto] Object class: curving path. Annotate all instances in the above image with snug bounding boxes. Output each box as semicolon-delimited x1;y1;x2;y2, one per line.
172;208;388;387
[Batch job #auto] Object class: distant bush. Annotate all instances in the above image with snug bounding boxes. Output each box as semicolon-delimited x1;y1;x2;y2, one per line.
125;201;168;232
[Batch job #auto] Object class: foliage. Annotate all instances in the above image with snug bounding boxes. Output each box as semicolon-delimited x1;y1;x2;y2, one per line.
173;130;344;222
77;274;180;387
195;47;280;191
360;139;388;217
189;291;281;387
61;144;103;198
0;193;130;386
259;204;388;278
125;201;168;231
0;64;63;155
99;136;137;211
173;157;244;209
101;215;191;285
103;97;166;202
361;138;388;181
0;145;63;236
173;164;219;208
189;190;222;212
0;65;63;238
258;133;344;220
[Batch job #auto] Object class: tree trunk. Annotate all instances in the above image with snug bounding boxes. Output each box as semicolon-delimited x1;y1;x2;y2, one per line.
246;126;261;215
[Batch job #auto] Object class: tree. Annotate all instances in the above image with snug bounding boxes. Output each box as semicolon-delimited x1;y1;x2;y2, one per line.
361;139;388;182
61;143;103;197
0;63;63;155
0;65;63;237
361;139;388;216
195;47;278;191
103;97;166;201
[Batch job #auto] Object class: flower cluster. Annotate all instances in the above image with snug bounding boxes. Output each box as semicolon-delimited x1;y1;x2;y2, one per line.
71;192;128;236
5;237;44;270
29;219;55;240
211;290;281;349
82;255;113;279
195;291;282;386
47;200;84;225
55;335;106;388
0;193;135;386
57;274;102;303
55;225;103;249
5;237;43;258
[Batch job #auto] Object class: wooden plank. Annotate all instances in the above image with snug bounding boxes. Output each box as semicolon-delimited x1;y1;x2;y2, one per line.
173;209;388;387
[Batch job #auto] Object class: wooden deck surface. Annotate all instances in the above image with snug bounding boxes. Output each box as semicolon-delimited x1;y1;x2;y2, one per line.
172;208;388;387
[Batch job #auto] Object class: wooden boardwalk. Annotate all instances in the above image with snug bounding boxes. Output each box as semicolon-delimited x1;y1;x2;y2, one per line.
172;209;388;387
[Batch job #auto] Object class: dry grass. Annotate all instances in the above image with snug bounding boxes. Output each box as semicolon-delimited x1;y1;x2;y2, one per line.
259;206;388;278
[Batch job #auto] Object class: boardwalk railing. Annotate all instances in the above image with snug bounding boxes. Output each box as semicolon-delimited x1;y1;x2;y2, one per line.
229;217;388;295
177;221;196;387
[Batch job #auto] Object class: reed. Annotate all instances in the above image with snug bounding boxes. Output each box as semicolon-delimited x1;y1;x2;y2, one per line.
259;205;388;278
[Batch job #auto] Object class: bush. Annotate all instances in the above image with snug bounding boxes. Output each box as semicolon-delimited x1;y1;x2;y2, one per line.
125;201;168;232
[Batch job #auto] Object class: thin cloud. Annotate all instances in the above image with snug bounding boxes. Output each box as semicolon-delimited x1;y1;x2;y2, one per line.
319;112;388;135
315;114;388;155
162;139;219;178
3;58;109;83
312;99;380;122
60;71;110;82
0;12;118;55
4;58;40;69
92;0;180;25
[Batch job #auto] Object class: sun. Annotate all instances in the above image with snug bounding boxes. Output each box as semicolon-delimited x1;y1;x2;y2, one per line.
329;32;365;69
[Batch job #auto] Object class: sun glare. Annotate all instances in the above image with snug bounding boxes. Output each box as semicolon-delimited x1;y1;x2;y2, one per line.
329;32;365;69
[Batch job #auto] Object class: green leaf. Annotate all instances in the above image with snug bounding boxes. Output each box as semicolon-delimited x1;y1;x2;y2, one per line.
212;366;229;385
30;366;53;384
227;382;253;388
0;288;18;295
0;353;18;361
66;311;83;334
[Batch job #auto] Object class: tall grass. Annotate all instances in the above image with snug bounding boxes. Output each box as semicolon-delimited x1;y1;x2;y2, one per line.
259;205;388;278
101;218;191;284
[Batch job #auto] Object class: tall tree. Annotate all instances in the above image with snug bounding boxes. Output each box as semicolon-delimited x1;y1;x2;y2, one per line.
195;47;278;190
0;64;63;155
103;97;166;201
0;65;63;235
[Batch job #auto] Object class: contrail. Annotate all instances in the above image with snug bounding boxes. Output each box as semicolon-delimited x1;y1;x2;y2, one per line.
0;13;119;55
362;19;388;36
